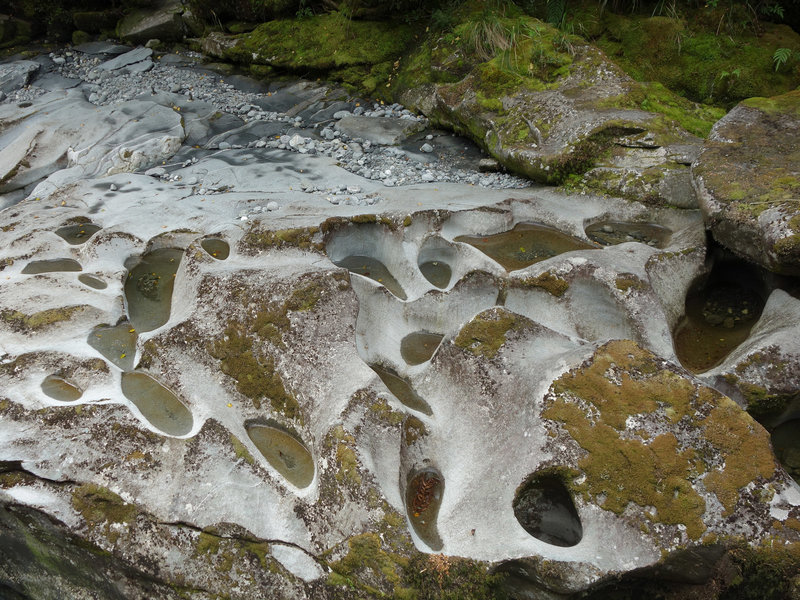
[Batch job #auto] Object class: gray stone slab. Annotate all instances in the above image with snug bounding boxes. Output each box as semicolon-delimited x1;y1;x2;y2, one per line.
75;42;132;56
335;116;426;146
100;47;154;71
31;73;82;91
0;60;39;94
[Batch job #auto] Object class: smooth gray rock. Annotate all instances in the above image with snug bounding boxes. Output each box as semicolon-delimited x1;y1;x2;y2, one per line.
0;60;39;94
335;116;426;146
117;0;186;44
74;42;132;56
31;73;82;91
99;47;154;72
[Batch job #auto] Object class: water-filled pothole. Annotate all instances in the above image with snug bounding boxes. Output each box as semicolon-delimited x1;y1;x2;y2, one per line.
771;419;800;481
87;322;137;370
55;223;101;245
419;260;452;289
673;258;766;373
405;468;444;551
371;364;432;415
124;248;183;332
41;375;83;402
21;258;82;274
513;473;582;547
78;274;107;289
201;237;230;260
121;372;193;436
246;423;315;488
585;221;671;248
400;332;444;366
455;223;597;271
333;255;407;300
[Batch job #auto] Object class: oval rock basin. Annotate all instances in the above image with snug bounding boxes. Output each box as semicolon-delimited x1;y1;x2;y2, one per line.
88;322;137;371
333;255;407;300
124;248;183;332
201;238;230;260
455;223;597;271
78;274;107;289
121;372;193;437
246;424;315;488
418;260;452;289
400;331;444;365
371;364;432;415
55;223;101;245
513;474;583;547
771;419;800;481
406;468;444;551
21;258;82;274
41;375;83;402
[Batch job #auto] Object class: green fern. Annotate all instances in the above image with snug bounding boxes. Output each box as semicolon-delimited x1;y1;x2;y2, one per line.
773;47;793;71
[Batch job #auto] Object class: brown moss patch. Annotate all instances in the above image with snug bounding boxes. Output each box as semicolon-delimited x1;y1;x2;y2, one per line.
543;340;780;539
615;273;648;293
239;225;322;253
516;271;570;297
454;307;525;358
71;483;137;544
1;306;85;332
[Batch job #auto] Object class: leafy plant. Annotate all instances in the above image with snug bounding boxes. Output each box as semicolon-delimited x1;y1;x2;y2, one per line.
772;46;800;70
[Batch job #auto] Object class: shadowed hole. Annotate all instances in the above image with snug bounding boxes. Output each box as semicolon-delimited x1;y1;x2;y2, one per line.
513;473;583;547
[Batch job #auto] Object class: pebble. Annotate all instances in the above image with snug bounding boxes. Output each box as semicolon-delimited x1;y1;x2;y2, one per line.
420;143;434;153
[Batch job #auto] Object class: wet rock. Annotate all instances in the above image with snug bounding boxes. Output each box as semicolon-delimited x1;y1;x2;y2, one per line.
117;0;186;44
692;90;800;275
99;47;154;72
334;115;426;146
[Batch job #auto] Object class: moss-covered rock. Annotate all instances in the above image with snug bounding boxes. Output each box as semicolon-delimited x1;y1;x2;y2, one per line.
692;90;800;274
394;2;714;206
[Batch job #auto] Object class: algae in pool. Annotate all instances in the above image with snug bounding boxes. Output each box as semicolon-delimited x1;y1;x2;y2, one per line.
55;223;101;245
78;274;107;289
585;221;671;248
121;372;193;436
455;223;597;271
21;258;82;274
246;423;315;488
405;468;444;551
400;331;444;365
673;261;765;373
333;255;407;300
771;419;800;481
201;238;230;260
513;474;583;547
371;364;432;415
124;248;183;332
87;322;137;370
41;375;83;402
419;260;452;289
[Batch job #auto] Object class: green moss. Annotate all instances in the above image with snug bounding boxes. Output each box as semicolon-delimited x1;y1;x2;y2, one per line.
350;214;377;224
240;226;321;253
229;433;256;466
543;340;779;539
742;90;800;116
403;416;428;446
71;483;137;544
516;271;569;296
334;428;362;487
368;397;406;426
615;273;647;293
454;307;523;358
1;306;84;331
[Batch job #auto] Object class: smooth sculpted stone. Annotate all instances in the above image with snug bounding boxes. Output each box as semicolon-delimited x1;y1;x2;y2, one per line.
88;322;137;371
333;255;407;300
78;274;107;289
455;223;597;271
41;375;83;402
673;258;766;373
692;90;800;275
371;364;432;415
121;372;193;436
513;474;583;547
246;423;315;488
201;237;230;260
585;221;671;248
55;223;101;245
0;60;39;94
21;258;82;274
334;116;426;146
124;248;183;332
99;47;154;71
400;331;444;365
405;468;444;551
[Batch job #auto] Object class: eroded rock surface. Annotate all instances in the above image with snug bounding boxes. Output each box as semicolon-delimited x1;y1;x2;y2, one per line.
692;90;800;275
1;44;800;600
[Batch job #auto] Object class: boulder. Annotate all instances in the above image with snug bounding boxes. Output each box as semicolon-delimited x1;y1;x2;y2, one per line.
0;60;39;94
692;91;800;275
117;0;185;44
335;116;425;146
